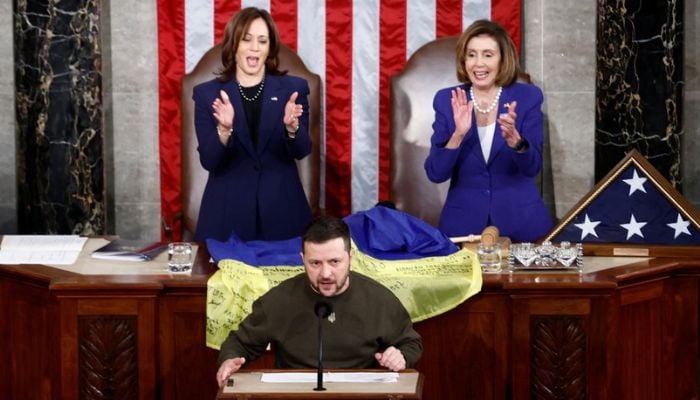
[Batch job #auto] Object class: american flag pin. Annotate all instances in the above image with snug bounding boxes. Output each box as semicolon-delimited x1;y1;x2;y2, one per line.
271;96;278;101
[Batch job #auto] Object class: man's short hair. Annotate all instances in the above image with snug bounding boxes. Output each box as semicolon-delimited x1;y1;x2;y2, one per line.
302;216;351;252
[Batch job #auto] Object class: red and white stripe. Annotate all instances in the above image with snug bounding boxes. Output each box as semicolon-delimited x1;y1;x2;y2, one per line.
158;0;521;229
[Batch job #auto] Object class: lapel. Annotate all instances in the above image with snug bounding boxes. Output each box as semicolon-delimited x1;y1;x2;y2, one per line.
256;75;284;155
466;123;487;168
226;80;257;159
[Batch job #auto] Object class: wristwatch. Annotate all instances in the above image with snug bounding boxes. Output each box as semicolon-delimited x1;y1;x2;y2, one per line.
511;138;528;152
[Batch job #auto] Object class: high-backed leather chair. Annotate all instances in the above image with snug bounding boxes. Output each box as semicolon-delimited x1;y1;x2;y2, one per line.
390;37;460;227
390;36;544;228
179;44;321;239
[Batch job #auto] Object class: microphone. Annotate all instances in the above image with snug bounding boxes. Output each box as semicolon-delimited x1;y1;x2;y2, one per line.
314;300;333;318
313;300;333;391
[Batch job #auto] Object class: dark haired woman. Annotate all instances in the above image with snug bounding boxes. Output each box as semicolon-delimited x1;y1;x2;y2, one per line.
192;7;311;242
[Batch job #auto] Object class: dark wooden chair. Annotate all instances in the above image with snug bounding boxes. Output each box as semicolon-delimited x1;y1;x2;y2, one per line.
173;44;322;240
390;37;460;227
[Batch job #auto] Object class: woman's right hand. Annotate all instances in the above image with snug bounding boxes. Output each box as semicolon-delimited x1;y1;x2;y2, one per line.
451;87;473;138
444;87;473;149
213;90;235;130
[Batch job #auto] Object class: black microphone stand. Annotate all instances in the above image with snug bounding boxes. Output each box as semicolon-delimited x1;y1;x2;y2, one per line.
314;310;326;391
313;300;332;391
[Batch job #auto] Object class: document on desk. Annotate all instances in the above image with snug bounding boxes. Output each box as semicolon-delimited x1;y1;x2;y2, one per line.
260;372;399;383
0;235;87;265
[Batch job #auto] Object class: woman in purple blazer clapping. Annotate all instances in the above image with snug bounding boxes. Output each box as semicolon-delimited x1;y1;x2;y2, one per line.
425;20;553;242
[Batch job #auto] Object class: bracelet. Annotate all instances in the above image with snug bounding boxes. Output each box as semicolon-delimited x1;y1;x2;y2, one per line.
510;138;528;152
217;125;233;137
286;124;299;139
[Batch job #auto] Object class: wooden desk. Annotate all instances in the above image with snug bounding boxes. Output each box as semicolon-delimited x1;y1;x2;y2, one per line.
1;244;698;399
216;370;423;399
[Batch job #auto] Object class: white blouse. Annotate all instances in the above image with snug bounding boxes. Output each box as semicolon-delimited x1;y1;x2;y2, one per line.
477;122;496;163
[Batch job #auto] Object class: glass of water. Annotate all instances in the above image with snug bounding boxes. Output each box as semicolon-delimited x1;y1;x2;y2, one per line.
167;242;193;273
477;243;502;273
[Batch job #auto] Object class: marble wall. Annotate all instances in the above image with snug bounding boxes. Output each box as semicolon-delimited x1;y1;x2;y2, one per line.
102;0;161;240
15;0;105;235
684;0;700;213
0;1;696;238
523;0;597;217
0;1;15;233
595;0;683;186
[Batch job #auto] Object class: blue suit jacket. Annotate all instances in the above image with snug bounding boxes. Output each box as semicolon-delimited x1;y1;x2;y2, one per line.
424;82;553;242
192;74;312;242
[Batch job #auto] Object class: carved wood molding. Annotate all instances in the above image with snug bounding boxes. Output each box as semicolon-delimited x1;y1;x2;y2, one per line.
531;316;586;400
79;316;138;400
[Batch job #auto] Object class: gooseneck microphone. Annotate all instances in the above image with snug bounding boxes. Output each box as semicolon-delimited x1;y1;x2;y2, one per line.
313;300;333;391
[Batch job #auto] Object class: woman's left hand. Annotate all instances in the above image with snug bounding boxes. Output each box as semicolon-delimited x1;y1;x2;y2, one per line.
283;91;303;133
498;101;521;148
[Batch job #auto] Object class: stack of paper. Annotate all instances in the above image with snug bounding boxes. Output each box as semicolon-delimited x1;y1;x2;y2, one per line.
260;372;399;383
0;235;87;265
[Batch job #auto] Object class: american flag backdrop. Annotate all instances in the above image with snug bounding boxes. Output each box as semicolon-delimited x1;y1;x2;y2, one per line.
547;150;700;245
157;0;522;228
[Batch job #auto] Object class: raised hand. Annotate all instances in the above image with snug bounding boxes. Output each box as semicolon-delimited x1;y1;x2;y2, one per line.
498;101;521;148
451;87;473;138
283;91;303;134
213;90;235;129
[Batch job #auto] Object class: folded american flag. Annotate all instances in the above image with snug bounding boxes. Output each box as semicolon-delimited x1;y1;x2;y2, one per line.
547;150;700;245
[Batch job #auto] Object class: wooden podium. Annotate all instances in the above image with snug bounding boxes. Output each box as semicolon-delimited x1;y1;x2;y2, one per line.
216;370;424;399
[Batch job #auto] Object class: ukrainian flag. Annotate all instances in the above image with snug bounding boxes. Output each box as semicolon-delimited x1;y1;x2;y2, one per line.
205;206;482;349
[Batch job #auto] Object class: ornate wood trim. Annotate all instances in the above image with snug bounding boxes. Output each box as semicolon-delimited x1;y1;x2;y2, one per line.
79;316;138;400
531;316;586;400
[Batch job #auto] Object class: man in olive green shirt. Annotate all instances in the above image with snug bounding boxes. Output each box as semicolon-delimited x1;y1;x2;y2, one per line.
216;216;422;387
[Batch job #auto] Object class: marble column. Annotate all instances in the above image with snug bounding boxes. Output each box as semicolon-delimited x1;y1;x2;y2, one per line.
595;0;683;187
14;0;105;234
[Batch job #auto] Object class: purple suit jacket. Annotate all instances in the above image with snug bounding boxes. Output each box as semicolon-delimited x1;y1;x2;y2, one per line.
192;74;312;242
424;82;553;242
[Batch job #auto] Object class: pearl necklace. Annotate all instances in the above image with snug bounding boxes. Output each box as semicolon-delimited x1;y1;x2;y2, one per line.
469;86;502;114
237;77;265;102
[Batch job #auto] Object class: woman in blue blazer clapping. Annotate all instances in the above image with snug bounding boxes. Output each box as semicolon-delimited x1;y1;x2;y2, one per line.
425;19;553;242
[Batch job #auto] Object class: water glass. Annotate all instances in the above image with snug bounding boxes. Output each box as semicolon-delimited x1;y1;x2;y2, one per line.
477;243;502;273
167;242;193;273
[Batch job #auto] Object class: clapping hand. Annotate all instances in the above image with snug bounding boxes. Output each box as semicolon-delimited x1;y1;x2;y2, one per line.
451;87;473;138
213;90;234;129
283;91;303;134
498;101;521;148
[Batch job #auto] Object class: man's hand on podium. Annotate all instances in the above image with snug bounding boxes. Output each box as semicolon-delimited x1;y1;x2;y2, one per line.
216;357;246;387
375;346;406;372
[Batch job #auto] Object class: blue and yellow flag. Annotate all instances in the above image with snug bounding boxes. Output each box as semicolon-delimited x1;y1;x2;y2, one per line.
206;207;482;349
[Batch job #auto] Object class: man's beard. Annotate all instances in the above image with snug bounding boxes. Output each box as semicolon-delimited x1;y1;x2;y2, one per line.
312;272;350;296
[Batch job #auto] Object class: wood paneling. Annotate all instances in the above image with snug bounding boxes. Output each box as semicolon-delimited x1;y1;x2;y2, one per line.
530;317;586;399
78;316;139;400
415;294;509;400
1;255;699;400
159;295;219;400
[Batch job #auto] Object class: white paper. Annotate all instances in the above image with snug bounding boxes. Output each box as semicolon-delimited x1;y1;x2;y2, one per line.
260;372;399;383
0;235;87;265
